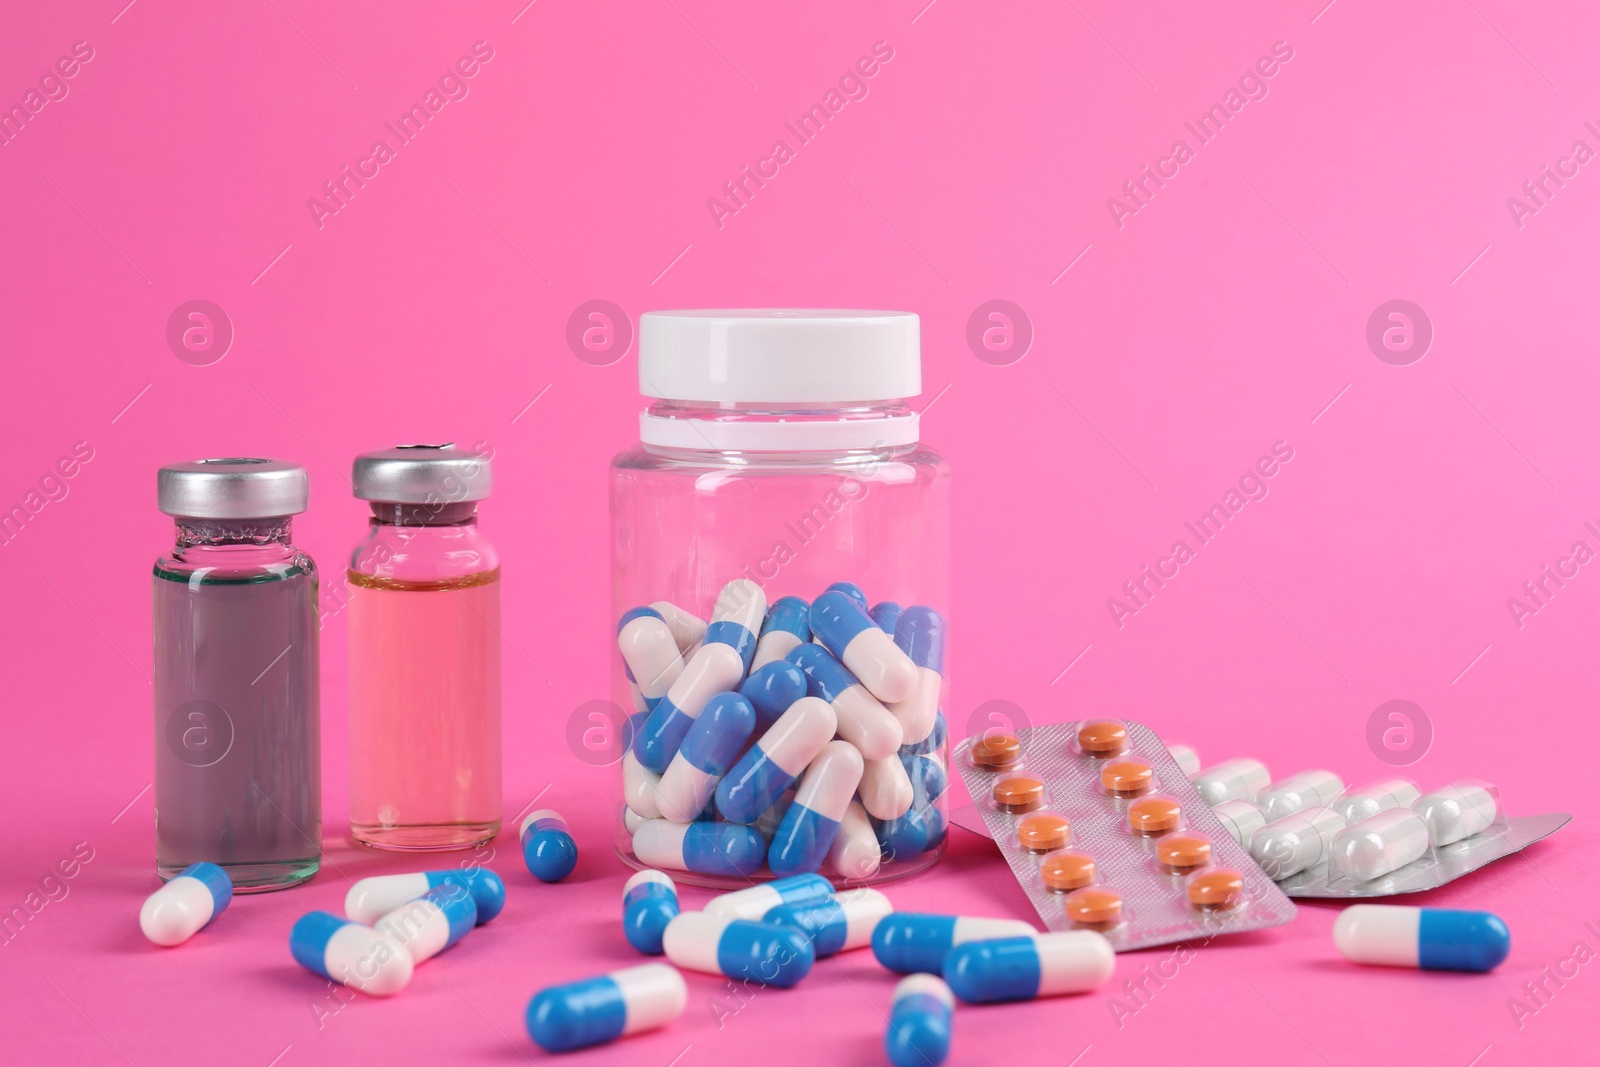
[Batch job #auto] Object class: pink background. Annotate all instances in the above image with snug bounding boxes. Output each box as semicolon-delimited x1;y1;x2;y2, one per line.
3;0;1596;1062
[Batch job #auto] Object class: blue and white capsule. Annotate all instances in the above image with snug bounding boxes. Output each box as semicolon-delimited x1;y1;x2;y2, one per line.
823;581;869;613
767;887;892;958
751;596;811;671
622;870;679;955
703;578;766;673
289;912;414;996
830;801;882;880
888;606;946;746
869;601;904;635
650;601;706;655
345;868;507;925
662;911;815;988
944;931;1115;1003
632;641;745;773
655;692;757;822
140;862;232;946
738;660;808;731
769;740;866;877
886;975;953;1067
859;752;915;820
633;819;768;877
623;751;663;820
787;644;902;760
521;809;579;882
876;804;946;862
903;751;948;806
617;606;685;700
716;696;837;824
526;962;688;1052
1334;905;1511;973
901;712;947;756
374;884;478;964
809;590;917;703
705;873;834;920
872;913;1038;974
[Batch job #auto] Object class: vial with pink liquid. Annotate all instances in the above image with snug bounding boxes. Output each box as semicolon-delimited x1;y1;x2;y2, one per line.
347;445;502;851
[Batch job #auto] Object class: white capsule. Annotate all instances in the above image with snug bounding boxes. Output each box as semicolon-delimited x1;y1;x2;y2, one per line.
1331;808;1431;881
623;752;663;820
623;806;645;833
1193;758;1271;805
651;601;707;654
830;801;882;881
1414;780;1499;846
832;685;903;761
1211;800;1267;846
795;742;865;823
1336;779;1421;826
618;614;685;700
628;682;651;714
1165;743;1201;778
1259;770;1345;822
859;754;915;820
752;629;805;671
1249;806;1347;879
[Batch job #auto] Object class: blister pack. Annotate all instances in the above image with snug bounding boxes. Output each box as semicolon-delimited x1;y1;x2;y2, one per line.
951;720;1297;952
1192;764;1571;899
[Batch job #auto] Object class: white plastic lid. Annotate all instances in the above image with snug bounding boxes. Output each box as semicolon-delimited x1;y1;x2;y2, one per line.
638;309;920;403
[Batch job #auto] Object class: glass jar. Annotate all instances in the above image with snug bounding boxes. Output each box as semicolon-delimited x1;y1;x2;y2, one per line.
153;459;321;891
347;444;502;851
611;310;950;888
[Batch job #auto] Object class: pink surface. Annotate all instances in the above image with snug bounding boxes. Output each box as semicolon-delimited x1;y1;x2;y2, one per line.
2;0;1597;1063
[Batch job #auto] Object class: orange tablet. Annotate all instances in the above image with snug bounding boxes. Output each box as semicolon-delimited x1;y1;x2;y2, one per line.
1100;758;1154;798
1040;850;1097;892
971;733;1023;769
1077;719;1128;757
1063;887;1123;926
992;775;1045;813
1187;867;1247;910
1127;796;1181;836
1156;833;1213;873
1016;813;1071;853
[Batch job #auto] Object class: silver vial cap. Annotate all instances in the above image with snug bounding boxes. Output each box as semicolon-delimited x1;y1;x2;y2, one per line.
352;444;492;504
157;458;309;519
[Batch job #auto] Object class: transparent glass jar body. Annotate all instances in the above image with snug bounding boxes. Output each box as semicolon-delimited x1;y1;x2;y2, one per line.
153;517;321;891
347;502;502;851
610;400;950;888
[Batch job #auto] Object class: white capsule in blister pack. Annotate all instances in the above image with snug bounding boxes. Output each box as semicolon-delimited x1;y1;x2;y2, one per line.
1258;770;1344;822
1212;800;1266;846
1336;779;1420;826
1249;807;1346;879
1192;758;1270;805
1414;780;1499;846
1331;808;1431;882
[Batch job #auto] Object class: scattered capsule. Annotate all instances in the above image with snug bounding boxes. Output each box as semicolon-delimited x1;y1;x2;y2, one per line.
706;873;834;921
623;751;664;820
346;868;506;926
633;819;767;877
1250;807;1346;880
374;884;477;964
1331;808;1431;881
788;644;903;759
902;712;947;756
860;752;916;820
738;660;808;731
526;962;688;1052
1166;743;1201;777
1259;770;1345;822
663;911;815;987
632;642;745;772
1192;758;1271;805
650;601;707;654
872;913;1038;974
943;931;1114;1003
622;870;679;955
521;810;578;882
869;601;904;634
751;596;811;671
289;912;413;996
704;578;766;673
809;590;918;704
617;607;685;700
769;742;867;876
140;862;231;946
1211;799;1266;846
886;974;953;1067
1336;779;1421;826
830;801;882;881
656;693;757;822
717;696;838;824
1334;905;1511;973
767;887;893;958
888;606;945;746
876;804;946;861
1414;780;1499;846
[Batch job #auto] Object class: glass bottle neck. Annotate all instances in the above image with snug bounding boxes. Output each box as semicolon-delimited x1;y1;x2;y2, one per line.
175;517;293;548
368;501;480;528
640;398;919;452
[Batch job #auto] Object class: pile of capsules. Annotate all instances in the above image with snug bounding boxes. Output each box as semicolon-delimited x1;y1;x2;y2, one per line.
529;870;1116;1059
618;579;949;881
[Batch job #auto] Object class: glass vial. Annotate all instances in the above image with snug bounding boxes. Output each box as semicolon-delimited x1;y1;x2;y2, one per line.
153;459;321;891
347;444;502;851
